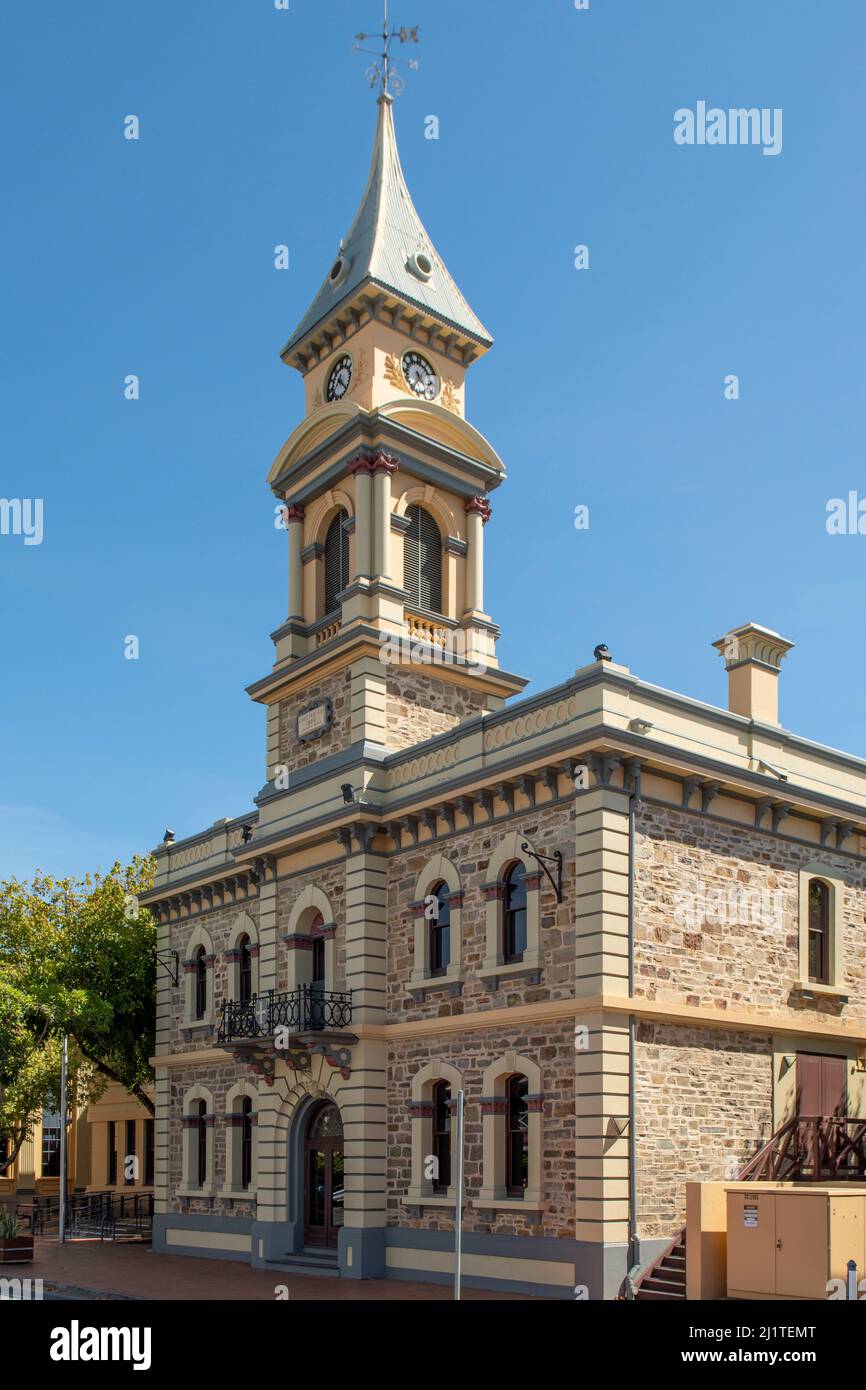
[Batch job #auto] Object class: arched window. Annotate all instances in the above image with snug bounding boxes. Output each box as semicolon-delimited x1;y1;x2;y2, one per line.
196;1100;208;1188
429;882;451;977
505;1075;529;1196
404;504;442;613
238;934;252;1004
432;1081;451;1194
808;879;830;984
194;947;208;1020
310;912;326;995
240;1097;253;1190
503;862;527;963
324;508;350;614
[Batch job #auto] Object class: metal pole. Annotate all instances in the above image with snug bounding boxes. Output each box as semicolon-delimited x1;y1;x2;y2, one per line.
58;1034;68;1244
453;1088;464;1301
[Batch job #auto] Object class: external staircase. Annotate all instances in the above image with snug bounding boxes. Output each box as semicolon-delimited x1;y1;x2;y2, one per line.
633;1114;866;1301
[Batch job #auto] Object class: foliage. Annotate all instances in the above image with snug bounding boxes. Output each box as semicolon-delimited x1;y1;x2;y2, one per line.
0;1210;20;1239
0;857;157;1171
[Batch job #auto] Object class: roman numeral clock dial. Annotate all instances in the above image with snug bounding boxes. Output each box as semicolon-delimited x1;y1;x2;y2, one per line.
327;354;353;402
402;350;439;401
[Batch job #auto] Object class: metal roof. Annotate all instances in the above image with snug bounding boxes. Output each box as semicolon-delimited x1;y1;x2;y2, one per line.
282;93;493;359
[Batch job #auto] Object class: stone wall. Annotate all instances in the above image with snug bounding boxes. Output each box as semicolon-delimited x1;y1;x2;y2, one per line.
277;667;352;776
635;1021;773;1239
168;898;260;1055
274;861;348;994
163;1060;257;1220
385;667;489;750
387;1020;575;1239
386;798;576;1022
634;800;866;1024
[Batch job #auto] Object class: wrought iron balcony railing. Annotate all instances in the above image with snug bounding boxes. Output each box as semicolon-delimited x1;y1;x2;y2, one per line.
217;986;353;1045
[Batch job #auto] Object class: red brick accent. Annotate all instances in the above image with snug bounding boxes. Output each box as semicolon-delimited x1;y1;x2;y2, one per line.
347;452;375;475
480;1098;507;1116
285;504;305;523
465;495;492;524
481;883;505;902
371;450;398;475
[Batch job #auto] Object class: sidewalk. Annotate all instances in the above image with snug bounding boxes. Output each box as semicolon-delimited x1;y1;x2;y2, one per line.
30;1238;535;1300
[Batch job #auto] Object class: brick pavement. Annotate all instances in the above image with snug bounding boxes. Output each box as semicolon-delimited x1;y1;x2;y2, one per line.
27;1237;537;1300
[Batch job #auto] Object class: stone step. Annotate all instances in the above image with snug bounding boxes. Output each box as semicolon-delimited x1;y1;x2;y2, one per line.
266;1250;340;1278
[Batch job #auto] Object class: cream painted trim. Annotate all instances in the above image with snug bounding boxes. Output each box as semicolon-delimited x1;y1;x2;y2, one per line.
165;1228;251;1253
224;1080;258;1195
482;832;541;977
797;864;844;990
410;854;463;985
470;1199;546;1214
285;884;337;991
182;1083;215;1192
228;912;260;1000
152;992;866;1069
406;1059;463;1202
183;924;216;1027
400;1195;456;1209
479;1051;543;1204
384;1245;572;1288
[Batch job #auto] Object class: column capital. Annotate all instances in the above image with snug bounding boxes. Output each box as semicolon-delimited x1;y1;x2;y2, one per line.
285;503;305;523
347;451;375;475
465;495;492;523
370;450;399;475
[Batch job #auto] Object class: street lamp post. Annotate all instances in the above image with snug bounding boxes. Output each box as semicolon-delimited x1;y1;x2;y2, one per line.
58;1035;68;1244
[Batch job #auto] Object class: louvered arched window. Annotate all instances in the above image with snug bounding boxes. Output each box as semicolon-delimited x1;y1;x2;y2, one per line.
404;504;442;613
324;509;350;615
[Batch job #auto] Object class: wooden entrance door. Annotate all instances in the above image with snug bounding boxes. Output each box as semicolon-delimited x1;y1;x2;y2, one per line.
796;1053;846;1117
303;1103;344;1249
796;1053;847;1178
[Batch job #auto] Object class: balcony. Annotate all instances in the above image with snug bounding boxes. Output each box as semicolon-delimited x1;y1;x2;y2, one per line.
217;986;353;1047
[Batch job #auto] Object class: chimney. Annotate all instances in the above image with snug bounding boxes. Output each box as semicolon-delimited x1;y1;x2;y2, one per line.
712;622;794;725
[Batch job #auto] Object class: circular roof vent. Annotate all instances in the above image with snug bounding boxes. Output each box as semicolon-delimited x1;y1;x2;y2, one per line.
329;254;351;288
406;250;433;283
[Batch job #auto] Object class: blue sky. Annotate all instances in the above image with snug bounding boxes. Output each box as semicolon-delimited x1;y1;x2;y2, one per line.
1;0;864;879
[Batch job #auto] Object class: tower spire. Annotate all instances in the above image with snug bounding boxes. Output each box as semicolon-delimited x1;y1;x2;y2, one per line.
281;85;492;369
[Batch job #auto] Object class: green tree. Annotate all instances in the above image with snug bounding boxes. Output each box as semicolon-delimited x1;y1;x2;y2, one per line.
0;857;157;1172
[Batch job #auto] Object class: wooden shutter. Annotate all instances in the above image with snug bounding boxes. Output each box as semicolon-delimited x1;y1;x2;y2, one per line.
404;504;442;613
324;509;348;614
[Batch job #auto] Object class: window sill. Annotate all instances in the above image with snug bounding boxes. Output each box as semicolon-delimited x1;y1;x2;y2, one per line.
218;1186;257;1200
408;970;464;1000
794;980;849;1001
182;1019;215;1032
471;1198;545;1214
479;958;541;989
401;1192;457;1209
176;1188;218;1200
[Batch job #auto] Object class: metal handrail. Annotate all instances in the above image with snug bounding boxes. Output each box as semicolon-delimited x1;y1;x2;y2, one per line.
218;985;353;1045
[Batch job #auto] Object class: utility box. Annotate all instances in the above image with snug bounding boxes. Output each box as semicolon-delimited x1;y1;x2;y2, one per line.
726;1187;866;1300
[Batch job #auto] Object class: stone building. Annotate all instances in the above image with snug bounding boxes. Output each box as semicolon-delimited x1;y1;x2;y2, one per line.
143;92;866;1299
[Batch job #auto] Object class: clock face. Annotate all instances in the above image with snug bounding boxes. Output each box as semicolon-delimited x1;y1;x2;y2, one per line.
402;351;439;401
327;355;353;402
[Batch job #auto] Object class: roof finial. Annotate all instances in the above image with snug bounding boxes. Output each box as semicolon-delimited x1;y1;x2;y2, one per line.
353;0;419;99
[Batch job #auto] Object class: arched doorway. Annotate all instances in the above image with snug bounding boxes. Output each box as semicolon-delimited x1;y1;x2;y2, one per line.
304;1102;344;1248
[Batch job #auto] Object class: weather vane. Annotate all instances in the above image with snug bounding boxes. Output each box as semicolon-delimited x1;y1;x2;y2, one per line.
354;0;419;98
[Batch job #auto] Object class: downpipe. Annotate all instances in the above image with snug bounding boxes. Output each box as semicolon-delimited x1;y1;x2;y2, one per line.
623;760;642;1298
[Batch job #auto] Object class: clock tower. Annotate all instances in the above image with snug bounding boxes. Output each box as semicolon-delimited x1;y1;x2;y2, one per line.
247;88;526;817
